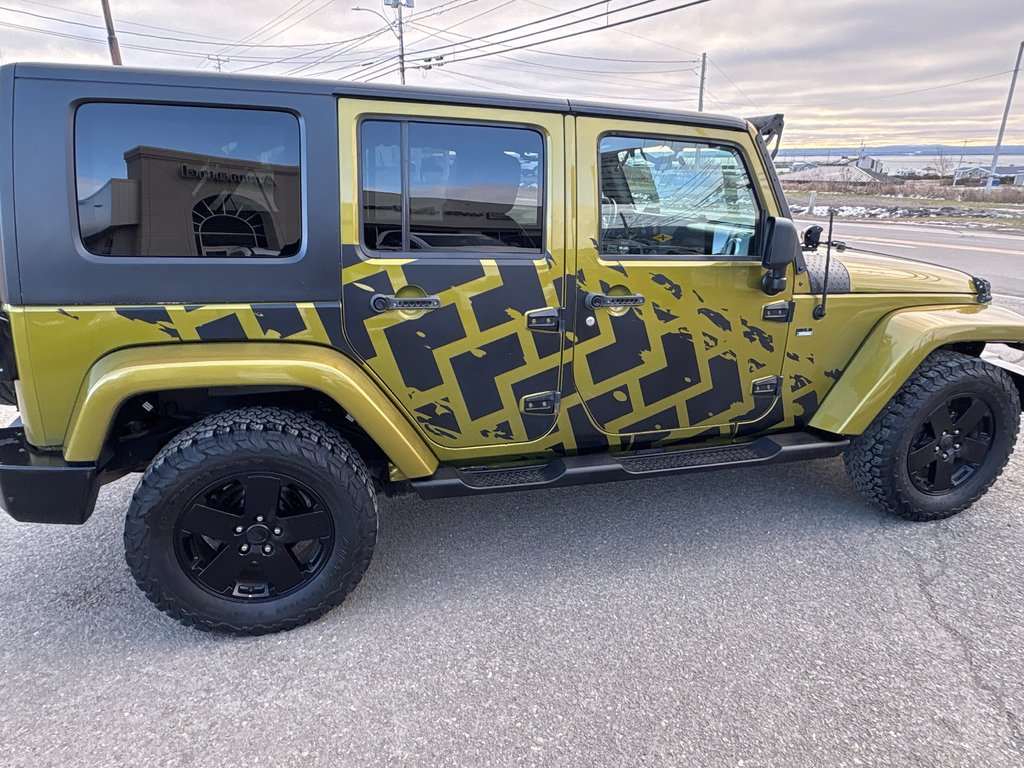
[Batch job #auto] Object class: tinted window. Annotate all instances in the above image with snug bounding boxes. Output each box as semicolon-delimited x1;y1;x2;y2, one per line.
361;119;543;253
75;103;301;258
599;135;759;258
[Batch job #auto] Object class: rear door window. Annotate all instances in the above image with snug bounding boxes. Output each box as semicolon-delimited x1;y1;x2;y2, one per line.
360;119;544;254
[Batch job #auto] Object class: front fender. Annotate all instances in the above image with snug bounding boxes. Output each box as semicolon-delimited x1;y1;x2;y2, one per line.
63;342;439;478
809;303;1024;436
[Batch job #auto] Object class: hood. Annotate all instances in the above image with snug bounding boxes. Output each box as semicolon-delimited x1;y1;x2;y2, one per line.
809;251;978;295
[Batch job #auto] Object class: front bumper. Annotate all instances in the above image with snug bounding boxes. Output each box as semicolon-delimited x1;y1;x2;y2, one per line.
0;427;100;524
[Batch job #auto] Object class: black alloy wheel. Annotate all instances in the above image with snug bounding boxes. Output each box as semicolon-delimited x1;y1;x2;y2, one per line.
126;407;377;635
175;473;334;601
844;349;1020;522
906;394;995;495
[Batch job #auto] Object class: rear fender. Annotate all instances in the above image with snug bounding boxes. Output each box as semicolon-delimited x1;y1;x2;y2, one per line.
809;304;1024;435
63;342;439;478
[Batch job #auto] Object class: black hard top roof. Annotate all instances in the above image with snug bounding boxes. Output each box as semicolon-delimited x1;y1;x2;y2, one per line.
8;61;750;132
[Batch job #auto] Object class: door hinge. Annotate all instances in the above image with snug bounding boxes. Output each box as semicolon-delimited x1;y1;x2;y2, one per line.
762;301;795;323
520;391;560;416
751;376;781;397
525;306;563;333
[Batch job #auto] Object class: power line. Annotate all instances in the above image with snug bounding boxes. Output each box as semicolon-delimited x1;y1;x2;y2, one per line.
360;0;718;80
203;0;324;66
372;0;661;63
249;0;339;46
410;0;487;22
276;27;396;76
469;56;699;99
406;0;515;47
0;2;353;49
432;63;699;107
0;17;374;62
288;0;492;78
707;57;762;110
785;70;1017;109
521;0;700;59
14;0;235;41
404;19;699;76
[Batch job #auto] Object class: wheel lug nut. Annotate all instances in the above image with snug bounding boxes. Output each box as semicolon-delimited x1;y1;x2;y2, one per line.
934;447;940;453
263;544;273;555
273;527;282;536
235;525;244;534
255;516;264;523
954;444;961;450
239;544;250;553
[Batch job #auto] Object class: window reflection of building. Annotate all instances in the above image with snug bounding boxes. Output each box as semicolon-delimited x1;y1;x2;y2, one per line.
192;194;272;256
78;145;300;257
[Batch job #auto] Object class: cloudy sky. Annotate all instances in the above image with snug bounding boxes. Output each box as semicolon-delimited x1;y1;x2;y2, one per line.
1;0;1021;147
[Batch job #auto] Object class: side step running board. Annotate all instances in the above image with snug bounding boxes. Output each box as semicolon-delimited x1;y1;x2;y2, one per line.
410;431;849;499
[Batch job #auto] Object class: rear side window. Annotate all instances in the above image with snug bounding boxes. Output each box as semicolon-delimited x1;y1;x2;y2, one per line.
75;103;302;258
360;119;544;254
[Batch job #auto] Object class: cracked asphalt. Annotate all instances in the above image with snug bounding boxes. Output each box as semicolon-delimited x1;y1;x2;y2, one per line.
2;396;1024;767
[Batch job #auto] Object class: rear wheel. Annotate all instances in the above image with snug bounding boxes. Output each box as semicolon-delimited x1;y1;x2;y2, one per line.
125;407;377;635
844;350;1020;521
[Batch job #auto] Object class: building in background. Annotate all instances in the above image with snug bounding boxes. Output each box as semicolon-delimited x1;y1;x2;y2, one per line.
78;146;301;257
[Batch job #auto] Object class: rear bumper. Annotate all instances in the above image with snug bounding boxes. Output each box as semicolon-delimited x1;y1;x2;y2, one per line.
0;427;100;524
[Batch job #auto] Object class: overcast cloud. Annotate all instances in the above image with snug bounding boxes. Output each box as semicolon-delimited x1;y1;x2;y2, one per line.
1;0;1021;147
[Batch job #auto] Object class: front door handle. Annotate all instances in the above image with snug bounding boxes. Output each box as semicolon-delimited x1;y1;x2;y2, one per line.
370;294;441;313
584;292;645;310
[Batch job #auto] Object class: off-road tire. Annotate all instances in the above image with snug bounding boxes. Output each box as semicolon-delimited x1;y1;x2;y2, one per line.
844;350;1020;521
124;406;377;635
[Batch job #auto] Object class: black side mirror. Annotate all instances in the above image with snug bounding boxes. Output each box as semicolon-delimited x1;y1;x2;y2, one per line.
761;216;799;295
803;225;823;251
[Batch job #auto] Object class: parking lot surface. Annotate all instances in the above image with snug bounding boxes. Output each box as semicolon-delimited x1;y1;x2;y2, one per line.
2;398;1024;767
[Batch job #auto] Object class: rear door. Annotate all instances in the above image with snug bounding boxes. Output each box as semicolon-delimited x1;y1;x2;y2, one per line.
570;116;792;443
339;100;567;452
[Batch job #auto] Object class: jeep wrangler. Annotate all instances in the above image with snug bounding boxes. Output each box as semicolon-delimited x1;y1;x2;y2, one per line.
0;64;1022;635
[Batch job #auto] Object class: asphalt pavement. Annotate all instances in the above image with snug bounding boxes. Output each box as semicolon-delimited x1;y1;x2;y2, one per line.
3;223;1024;767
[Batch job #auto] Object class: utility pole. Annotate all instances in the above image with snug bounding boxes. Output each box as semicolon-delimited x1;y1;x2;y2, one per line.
385;0;413;85
100;0;122;66
986;40;1023;192
952;139;967;187
698;51;707;112
206;55;229;72
355;0;413;84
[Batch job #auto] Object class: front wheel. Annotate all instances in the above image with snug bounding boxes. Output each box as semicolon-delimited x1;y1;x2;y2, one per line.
125;407;377;635
844;350;1020;521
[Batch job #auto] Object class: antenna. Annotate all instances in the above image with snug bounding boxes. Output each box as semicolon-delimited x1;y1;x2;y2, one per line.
813;208;837;320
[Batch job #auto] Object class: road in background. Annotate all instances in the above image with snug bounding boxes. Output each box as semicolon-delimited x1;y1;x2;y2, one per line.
796;220;1024;298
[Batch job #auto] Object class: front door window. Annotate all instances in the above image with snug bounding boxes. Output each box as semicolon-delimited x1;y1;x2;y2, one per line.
599;135;759;259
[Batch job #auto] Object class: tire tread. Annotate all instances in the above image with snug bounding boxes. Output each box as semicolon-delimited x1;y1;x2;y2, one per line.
844;350;1020;521
124;406;377;635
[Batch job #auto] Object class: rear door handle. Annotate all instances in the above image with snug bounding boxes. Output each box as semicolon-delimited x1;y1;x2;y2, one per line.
370;294;441;313
584;292;645;310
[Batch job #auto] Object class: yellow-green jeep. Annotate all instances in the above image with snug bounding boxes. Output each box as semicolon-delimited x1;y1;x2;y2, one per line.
1;63;1022;634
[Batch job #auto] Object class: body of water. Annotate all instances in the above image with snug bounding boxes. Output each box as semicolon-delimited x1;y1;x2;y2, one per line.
780;153;1024;173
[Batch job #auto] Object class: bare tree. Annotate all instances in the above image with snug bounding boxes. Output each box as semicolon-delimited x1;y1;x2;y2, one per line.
934;146;954;178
